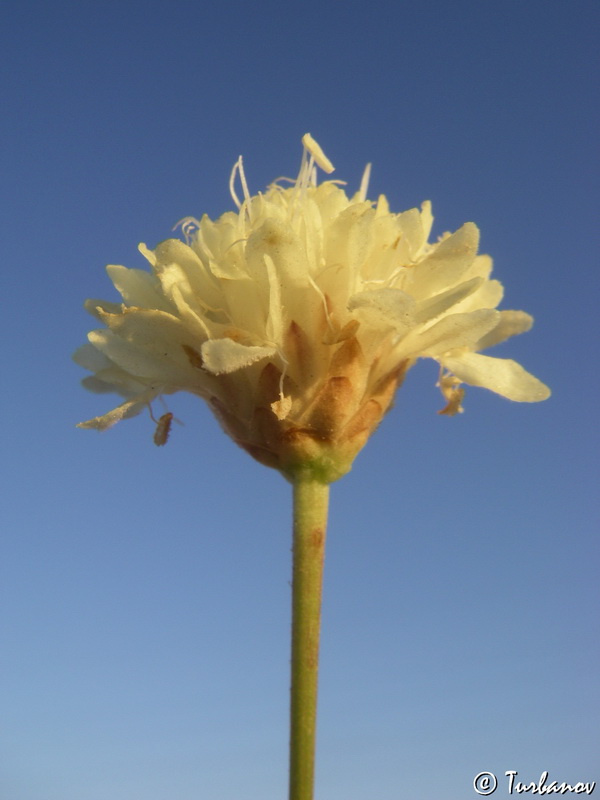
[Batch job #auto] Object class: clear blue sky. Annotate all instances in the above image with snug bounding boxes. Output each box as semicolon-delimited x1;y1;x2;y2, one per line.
1;2;598;799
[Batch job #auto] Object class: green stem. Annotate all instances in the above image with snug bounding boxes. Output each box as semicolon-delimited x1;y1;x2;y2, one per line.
289;478;330;800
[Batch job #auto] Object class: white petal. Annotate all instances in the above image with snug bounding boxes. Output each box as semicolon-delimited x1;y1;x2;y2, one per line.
462;253;493;281
245;218;308;289
313;182;351;227
75;344;151;394
475;310;533;350
81;375;126;394
98;305;193;346
441;352;551;402
216;275;268;336
89;305;205;382
73;343;113;371
168;283;212;339
394;206;430;261
77;388;159;431
348;288;415;332
408;309;499;357
264;254;284;343
153;238;223;311
407;222;480;297
453;278;504;313
106;265;171;311
89;329;191;382
201;338;277;375
325;203;376;273
197;212;246;270
84;298;122;321
414;277;483;324
138;242;157;266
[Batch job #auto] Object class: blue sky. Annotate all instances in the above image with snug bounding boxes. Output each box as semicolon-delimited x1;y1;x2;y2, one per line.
1;2;598;798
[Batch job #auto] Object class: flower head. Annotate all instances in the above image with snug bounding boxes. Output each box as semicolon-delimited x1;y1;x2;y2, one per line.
75;134;550;482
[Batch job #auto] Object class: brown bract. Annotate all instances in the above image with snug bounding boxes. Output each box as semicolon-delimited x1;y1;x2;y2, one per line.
210;317;410;482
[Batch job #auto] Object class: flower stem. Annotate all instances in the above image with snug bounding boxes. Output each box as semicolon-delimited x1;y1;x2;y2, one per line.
289;478;330;800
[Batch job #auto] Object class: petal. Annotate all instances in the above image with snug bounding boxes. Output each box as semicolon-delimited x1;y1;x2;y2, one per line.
414;277;483;324
441;352;551;402
264;254;284;343
197;212;246;270
73;342;113;371
84;298;122;322
453;278;504;313
245;217;309;288
462;253;493;281
394;206;431;261
313;182;352;227
475;310;534;350
98;306;194;348
153;238;224;312
407;222;480;297
406;309;500;357
138;242;156;266
77;388;160;431
325;203;376;273
348;288;416;333
89;305;204;383
75;344;151;394
106;265;171;311
167;282;212;338
89;329;192;382
201;338;277;375
81;375;126;394
359;212;408;282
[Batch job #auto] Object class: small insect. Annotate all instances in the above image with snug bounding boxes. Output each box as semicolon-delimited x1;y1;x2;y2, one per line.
153;412;174;446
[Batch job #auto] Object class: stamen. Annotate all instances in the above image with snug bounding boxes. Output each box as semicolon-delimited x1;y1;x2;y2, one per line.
277;350;290;398
229;157;243;209
307;273;335;332
270;348;293;419
358;163;372;202
270;176;296;186
172;216;201;245
290;147;312;226
223;237;248;256
230;155;253;224
297;145;312;190
237;155;252;206
301;133;335;174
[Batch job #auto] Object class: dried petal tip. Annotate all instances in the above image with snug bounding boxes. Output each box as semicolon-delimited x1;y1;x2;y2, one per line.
76;135;550;480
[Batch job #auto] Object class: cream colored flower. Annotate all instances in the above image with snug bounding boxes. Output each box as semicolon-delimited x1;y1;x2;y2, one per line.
75;134;550;482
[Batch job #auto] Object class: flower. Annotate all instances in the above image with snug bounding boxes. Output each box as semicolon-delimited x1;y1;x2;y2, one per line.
75;134;550;482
